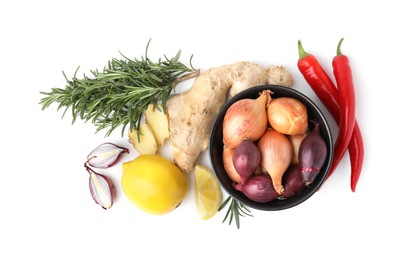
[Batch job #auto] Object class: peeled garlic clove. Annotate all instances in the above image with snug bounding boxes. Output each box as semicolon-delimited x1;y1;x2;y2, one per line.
86;166;115;210
86;142;129;168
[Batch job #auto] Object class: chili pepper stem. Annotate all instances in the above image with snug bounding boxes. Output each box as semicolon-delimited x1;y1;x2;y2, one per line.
298;40;310;59
336;38;344;56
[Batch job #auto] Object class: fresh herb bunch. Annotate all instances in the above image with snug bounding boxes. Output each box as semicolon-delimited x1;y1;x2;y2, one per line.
218;195;253;229
39;40;198;137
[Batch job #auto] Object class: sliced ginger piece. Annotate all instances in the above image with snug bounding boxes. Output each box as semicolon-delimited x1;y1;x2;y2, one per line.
144;104;170;146
128;123;158;155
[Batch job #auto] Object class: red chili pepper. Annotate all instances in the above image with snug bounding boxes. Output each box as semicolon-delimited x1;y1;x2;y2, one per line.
349;123;364;192
297;39;364;192
331;38;357;176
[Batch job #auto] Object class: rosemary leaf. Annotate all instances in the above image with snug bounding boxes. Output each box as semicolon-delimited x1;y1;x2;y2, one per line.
39;41;197;138
218;195;253;229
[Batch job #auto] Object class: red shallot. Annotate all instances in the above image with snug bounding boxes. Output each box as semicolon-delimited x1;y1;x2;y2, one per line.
85;165;115;210
233;174;279;203
84;142;129;209
282;164;305;198
298;120;327;185
232;140;260;184
86;142;129;168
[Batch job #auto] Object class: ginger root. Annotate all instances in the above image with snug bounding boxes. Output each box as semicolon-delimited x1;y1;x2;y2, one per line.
167;61;293;173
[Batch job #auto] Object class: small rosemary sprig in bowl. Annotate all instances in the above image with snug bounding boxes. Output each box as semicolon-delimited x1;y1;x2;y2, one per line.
39;40;199;137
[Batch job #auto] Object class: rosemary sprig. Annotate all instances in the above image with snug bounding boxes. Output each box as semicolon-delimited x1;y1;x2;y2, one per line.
218;195;253;229
39;40;198;137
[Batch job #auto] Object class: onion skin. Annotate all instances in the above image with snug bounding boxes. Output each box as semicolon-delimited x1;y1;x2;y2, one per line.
298;120;327;185
288;132;308;164
267;97;308;135
233;174;279;203
232;140;260;184
223;147;241;183
223;90;271;148
86;142;129;169
85;165;115;210
257;128;293;195
282;164;305;198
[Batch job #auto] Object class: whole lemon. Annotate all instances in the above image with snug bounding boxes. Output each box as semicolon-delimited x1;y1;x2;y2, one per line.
122;155;188;215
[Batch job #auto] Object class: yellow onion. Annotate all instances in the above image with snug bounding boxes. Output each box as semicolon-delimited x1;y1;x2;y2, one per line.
288;131;309;164
257;128;293;195
267;97;308;135
223;90;271;148
223;147;241;183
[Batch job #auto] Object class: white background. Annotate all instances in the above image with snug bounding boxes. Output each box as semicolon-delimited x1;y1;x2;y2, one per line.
1;0;417;259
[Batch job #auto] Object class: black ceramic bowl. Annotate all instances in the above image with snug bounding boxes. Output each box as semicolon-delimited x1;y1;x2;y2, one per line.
209;85;333;211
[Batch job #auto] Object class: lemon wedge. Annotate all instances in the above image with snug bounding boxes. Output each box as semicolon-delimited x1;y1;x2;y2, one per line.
194;165;222;220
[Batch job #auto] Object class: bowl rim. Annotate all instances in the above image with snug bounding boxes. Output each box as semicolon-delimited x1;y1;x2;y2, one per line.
209;84;334;211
